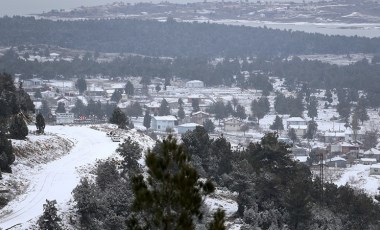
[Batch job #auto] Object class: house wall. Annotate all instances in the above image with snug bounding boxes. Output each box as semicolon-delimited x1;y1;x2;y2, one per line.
370;167;380;175
152;119;175;131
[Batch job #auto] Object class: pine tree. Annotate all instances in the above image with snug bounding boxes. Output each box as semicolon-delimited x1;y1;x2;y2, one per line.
129;135;215;230
355;97;369;124
71;99;86;118
0;132;14;173
36;113;46;134
178;106;185;120
192;99;200;112
111;90;123;103
109;107;128;129
250;97;270;125
208;209;226;230
116;137;142;175
351;112;360;142
288;128;298;143
203;119;215;133
270;115;284;132
55;102;66;114
307;96;318;120
125;81;134;96
34;89;42;99
158;99;170;116
38;200;63;230
143;110;151;129
304;120;318;140
75;77;87;94
41;100;51;120
178;98;184;107
235;104;247;120
9;114;28;140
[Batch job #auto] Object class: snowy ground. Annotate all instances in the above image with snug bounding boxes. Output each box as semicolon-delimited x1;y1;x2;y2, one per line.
0;126;122;229
335;164;380;196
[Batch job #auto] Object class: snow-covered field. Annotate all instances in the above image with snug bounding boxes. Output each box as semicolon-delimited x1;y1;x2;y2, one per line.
0;126;122;229
335;164;380;196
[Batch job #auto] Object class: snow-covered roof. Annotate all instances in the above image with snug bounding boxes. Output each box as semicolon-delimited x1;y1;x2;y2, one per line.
145;101;160;108
323;132;345;137
287;117;305;122
153;116;177;121
329;156;346;162
178;123;200;128
294;156;308;163
186;80;204;84
288;125;307;130
370;163;380;168
360;158;377;162
192;111;210;116
364;148;380;155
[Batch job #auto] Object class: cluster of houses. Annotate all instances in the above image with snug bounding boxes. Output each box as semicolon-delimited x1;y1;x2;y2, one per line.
21;77;380;176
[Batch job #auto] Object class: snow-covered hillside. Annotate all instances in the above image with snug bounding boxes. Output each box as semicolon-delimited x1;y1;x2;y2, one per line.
0;125;154;229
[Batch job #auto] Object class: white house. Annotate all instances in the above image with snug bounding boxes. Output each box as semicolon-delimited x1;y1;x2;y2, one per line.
360;158;377;165
288;125;307;137
363;148;380;162
286;117;307;128
178;123;200;134
185;80;204;88
191;111;210;125
224;117;244;132
56;113;74;124
151;116;177;131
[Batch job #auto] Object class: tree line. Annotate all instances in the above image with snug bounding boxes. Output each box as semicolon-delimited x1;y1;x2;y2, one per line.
1;16;380;58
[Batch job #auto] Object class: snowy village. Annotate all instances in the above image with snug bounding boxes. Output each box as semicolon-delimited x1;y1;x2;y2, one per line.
1;0;380;229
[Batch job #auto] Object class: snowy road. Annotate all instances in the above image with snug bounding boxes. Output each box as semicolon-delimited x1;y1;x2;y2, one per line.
0;126;119;229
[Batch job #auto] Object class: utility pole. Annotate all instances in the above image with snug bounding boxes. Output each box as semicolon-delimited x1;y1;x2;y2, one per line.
319;151;324;204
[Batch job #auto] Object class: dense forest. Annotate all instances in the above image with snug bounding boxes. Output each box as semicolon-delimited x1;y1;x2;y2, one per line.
0;16;380;57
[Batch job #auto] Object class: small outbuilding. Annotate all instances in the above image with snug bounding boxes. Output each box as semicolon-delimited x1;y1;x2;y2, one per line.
326;156;347;168
370;163;380;175
185;80;204;88
151;116;177;132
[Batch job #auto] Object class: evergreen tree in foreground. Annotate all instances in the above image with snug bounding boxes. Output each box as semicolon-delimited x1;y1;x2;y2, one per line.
143;110;151;129
129;135;219;230
9;113;28;140
37;200;63;230
0;132;14;174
